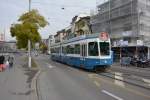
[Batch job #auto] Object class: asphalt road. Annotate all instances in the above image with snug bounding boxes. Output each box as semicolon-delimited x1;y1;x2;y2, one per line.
35;55;150;100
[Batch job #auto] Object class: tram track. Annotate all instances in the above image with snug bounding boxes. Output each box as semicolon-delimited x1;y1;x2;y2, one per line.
97;70;150;90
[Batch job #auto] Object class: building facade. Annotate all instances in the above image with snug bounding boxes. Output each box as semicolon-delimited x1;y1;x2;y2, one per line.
91;0;150;60
73;14;92;36
0;41;16;53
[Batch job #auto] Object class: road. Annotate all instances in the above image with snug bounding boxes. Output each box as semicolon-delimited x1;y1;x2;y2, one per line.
35;55;150;100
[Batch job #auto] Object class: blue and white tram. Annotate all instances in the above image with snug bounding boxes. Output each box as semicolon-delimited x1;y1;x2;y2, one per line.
50;32;113;70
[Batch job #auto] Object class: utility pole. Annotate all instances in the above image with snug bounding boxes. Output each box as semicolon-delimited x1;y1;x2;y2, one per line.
28;0;31;68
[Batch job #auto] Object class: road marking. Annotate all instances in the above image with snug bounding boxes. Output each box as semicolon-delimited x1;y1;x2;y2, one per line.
142;78;150;86
48;65;53;69
142;78;150;83
114;72;125;87
102;90;123;100
94;81;100;87
88;74;150;98
88;74;97;79
46;63;54;69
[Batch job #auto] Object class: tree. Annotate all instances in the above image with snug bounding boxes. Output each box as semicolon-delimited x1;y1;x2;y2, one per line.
10;9;48;49
39;42;48;53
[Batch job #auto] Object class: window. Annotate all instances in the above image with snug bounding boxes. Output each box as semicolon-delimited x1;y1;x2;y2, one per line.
123;37;131;43
55;47;59;53
66;45;70;54
88;42;98;56
99;42;110;56
62;46;66;54
123;23;132;31
66;45;74;54
70;45;75;54
51;48;57;53
50;48;54;53
75;44;80;54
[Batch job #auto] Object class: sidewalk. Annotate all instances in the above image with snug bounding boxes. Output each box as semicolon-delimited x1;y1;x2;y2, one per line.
111;63;150;78
0;54;38;100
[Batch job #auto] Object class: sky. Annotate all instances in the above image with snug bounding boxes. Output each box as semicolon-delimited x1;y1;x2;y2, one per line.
0;0;106;41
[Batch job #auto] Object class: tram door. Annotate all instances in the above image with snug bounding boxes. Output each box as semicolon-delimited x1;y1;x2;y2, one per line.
80;44;87;68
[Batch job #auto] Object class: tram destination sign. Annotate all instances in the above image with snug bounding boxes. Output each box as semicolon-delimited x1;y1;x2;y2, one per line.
99;32;109;41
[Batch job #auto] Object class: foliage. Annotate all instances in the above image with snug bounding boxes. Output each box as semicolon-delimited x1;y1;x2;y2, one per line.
39;42;48;53
10;9;48;49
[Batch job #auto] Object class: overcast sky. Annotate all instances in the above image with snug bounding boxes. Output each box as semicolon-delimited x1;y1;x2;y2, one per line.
0;0;105;41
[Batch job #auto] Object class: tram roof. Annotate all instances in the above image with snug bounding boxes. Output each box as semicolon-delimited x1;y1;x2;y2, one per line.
50;33;108;47
62;33;100;44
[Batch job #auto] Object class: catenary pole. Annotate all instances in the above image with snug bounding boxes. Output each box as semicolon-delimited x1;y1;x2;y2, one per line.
28;0;31;68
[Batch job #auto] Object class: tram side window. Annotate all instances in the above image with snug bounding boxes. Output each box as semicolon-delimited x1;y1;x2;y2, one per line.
51;48;54;53
56;48;58;53
70;45;75;54
51;48;56;53
58;47;61;54
75;44;80;54
66;45;74;54
66;45;70;54
88;42;98;56
62;46;66;54
99;42;110;56
53;48;55;53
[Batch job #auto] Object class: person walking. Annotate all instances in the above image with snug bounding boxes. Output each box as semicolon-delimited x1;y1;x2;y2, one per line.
0;55;5;71
5;59;10;70
8;56;14;68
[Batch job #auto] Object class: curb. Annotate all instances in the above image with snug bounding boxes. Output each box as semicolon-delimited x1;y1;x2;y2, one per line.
31;70;41;100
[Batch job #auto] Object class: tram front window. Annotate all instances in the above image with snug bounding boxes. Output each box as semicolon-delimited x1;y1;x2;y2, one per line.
88;42;98;56
99;42;110;56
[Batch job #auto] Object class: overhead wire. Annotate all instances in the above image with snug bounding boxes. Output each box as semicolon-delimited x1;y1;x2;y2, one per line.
30;0;97;34
32;1;95;9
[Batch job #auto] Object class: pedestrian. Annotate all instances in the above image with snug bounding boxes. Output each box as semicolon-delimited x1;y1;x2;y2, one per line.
5;59;10;70
0;55;5;71
8;56;14;68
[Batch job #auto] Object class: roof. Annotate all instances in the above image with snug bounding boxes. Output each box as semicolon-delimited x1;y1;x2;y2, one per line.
75;13;90;23
65;25;72;31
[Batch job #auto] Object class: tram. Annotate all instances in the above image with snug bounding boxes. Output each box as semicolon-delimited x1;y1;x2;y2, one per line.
50;32;113;70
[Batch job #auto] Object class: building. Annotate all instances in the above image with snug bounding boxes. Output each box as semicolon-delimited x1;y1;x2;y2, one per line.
0;41;16;53
91;0;150;61
41;39;49;47
53;13;92;43
48;35;55;54
72;14;92;36
0;33;5;42
54;30;64;43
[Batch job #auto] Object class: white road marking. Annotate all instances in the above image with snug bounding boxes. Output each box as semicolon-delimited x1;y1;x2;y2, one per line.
132;75;150;86
48;65;53;69
94;81;100;87
47;63;54;69
142;78;150;83
114;72;125;87
142;78;150;86
102;90;124;100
